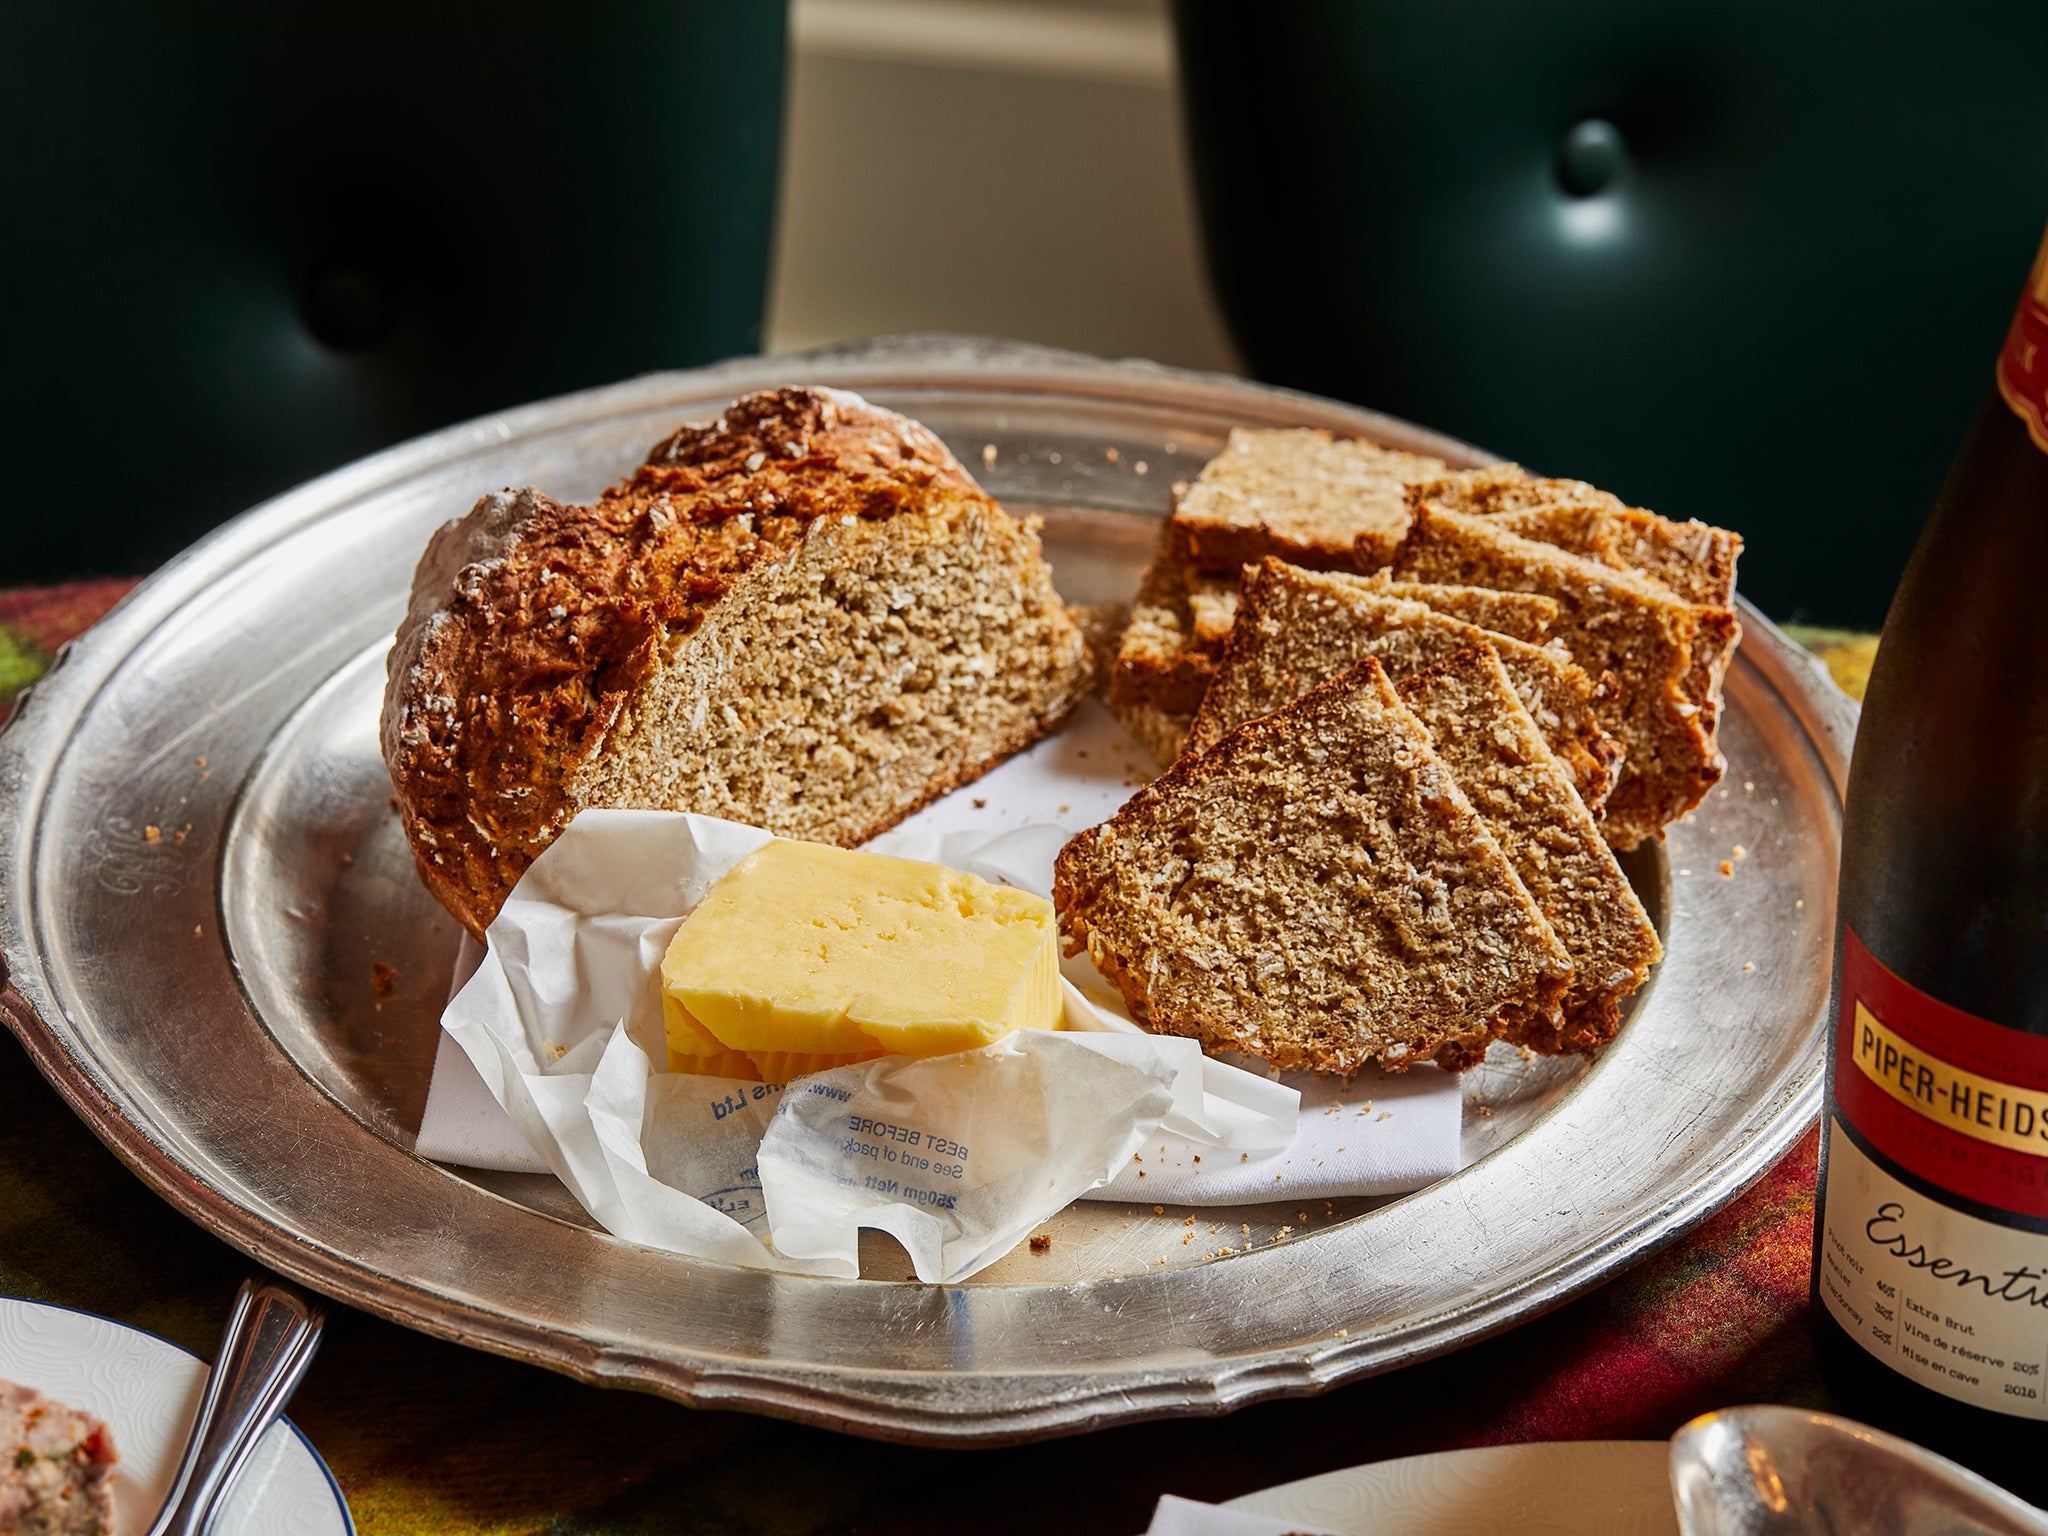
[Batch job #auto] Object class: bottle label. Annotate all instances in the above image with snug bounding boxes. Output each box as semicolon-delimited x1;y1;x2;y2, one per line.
1818;1129;2048;1417
1998;223;2048;455
1820;929;2048;1416
1833;930;2048;1218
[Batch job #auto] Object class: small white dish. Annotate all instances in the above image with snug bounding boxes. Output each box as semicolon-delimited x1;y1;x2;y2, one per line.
1223;1440;1676;1536
0;1295;352;1535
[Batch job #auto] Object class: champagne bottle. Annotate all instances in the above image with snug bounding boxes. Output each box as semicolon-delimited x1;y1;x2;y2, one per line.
1812;223;2048;1500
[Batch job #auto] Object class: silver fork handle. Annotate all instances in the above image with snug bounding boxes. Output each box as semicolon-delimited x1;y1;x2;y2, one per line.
146;1278;325;1536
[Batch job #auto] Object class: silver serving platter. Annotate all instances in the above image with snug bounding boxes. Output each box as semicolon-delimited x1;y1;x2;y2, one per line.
0;336;1856;1445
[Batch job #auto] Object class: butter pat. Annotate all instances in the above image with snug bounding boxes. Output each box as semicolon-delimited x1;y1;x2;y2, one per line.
659;839;1062;1074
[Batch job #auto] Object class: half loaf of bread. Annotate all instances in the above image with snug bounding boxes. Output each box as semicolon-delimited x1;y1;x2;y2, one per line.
383;386;1091;936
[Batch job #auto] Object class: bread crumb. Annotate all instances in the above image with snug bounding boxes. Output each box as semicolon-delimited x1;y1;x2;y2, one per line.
143;824;161;843
1796;899;1805;909
982;443;998;469
193;925;202;937
1105;446;1121;463
1743;961;1757;972
194;756;207;769
371;962;398;997
1719;861;1734;877
972;797;987;808
1135;461;1150;475
1153;1205;1164;1215
1029;1233;1051;1252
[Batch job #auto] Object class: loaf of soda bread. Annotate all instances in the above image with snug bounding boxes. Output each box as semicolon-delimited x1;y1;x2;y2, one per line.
383;386;1091;937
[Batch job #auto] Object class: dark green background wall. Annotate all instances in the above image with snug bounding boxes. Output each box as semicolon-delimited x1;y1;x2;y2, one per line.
1174;0;2048;625
1;2;786;583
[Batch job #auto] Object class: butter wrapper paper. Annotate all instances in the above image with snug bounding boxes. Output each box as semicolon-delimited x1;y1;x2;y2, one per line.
440;810;1298;1283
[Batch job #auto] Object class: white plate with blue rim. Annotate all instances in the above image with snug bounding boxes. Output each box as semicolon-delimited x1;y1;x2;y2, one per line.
0;1296;352;1536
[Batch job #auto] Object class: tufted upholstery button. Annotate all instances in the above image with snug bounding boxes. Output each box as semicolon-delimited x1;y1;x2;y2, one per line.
1556;118;1626;197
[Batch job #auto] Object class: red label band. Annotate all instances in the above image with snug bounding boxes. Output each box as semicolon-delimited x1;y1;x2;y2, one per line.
1838;928;2048;1219
1997;223;2048;456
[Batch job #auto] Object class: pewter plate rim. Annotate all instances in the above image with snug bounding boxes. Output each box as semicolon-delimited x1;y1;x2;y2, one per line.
0;336;1855;1445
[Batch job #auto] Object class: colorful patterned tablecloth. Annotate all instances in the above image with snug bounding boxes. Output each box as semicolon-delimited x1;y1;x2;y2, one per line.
0;582;1875;1535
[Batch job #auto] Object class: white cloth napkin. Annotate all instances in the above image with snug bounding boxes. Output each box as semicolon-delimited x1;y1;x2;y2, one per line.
413;698;1465;1265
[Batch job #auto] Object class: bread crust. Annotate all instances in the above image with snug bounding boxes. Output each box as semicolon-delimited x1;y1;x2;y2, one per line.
383;386;1085;936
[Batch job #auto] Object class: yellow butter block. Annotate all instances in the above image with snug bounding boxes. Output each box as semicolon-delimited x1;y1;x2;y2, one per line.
663;992;727;1058
659;839;1063;1064
666;1046;763;1081
744;1048;886;1084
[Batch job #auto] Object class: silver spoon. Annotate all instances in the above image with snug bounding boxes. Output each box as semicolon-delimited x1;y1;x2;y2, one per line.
145;1278;325;1536
1670;1404;2048;1536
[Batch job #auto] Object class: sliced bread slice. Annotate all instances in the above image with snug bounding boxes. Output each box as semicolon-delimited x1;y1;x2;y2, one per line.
1418;465;1744;739
1110;539;1555;718
1166;427;1448;574
1392;506;1718;848
1110;561;1562;766
1054;657;1573;1074
1184;560;1621;815
1353;574;1558;641
1185;569;1242;650
1396;647;1662;1055
1419;464;1741;604
1110;549;1223;716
